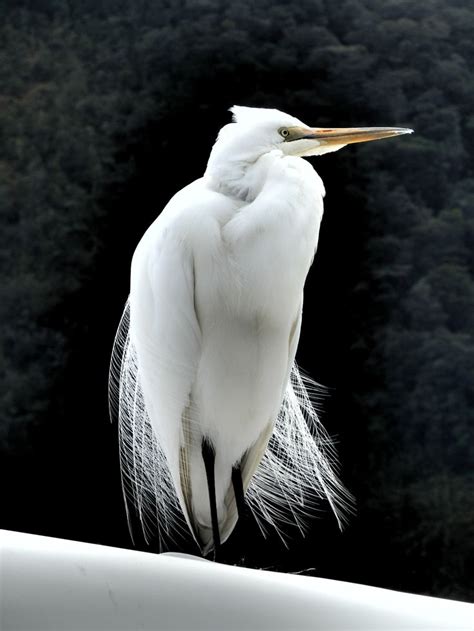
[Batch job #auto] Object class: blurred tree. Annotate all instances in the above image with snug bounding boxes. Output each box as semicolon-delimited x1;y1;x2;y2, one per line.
0;0;473;600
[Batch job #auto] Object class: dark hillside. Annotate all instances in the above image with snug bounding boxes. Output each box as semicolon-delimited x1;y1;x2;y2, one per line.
1;0;473;600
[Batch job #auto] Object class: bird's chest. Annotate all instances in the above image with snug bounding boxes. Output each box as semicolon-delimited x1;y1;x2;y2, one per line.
228;220;311;313
195;172;323;325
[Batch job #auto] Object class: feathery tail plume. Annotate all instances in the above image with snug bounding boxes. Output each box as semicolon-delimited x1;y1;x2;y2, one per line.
109;299;353;549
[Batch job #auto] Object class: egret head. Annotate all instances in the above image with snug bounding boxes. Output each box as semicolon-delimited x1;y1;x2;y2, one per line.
207;105;413;169
205;106;413;201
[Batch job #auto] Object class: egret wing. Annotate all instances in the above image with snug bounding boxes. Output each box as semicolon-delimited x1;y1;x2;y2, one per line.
111;179;240;549
129;219;202;539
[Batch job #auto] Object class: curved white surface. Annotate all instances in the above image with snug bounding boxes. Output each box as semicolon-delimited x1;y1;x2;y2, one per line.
1;529;472;630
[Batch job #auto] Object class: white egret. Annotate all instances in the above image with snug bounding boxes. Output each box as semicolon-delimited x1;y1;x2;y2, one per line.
109;106;412;555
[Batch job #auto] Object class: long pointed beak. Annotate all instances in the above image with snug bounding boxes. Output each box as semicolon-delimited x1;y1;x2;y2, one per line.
296;126;413;146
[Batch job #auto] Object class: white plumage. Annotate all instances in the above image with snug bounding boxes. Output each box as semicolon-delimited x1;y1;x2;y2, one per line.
109;106;412;553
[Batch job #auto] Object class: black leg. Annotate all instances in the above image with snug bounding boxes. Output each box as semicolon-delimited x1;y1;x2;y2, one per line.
231;463;246;520
201;438;221;558
231;462;249;566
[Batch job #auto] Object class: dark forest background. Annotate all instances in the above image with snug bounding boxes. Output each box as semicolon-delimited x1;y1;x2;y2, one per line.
1;0;473;602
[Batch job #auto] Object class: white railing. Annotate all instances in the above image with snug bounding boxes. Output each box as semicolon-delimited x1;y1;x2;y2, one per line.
1;530;472;630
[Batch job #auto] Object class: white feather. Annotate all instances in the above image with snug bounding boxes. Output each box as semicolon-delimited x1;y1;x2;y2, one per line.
109;147;352;551
109;106;411;552
109;300;352;549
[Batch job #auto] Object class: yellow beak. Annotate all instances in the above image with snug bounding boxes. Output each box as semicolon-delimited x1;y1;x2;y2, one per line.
291;126;413;146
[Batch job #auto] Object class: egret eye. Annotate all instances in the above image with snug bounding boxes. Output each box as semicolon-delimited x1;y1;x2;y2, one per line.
279;128;290;139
